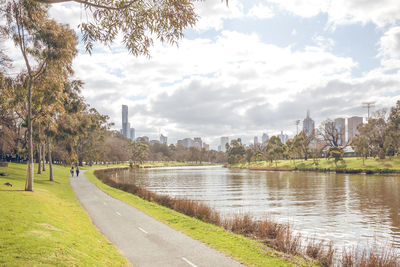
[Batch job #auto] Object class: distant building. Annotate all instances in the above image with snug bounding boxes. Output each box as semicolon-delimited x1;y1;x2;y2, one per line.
334;118;346;145
262;133;269;144
220;137;229;152
348;116;363;141
303;110;315;137
194;137;202;149
203;143;210;151
278;131;289;144
122;105;129;138
177;138;194;149
129;128;135;140
254;136;258;145
160;134;167;145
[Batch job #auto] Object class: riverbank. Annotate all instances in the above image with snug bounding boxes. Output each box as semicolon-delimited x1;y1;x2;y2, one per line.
229;157;400;174
86;169;313;267
0;163;129;266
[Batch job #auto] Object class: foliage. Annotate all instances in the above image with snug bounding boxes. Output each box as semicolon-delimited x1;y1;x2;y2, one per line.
28;0;198;56
265;136;285;166
130;140;149;165
226;138;245;164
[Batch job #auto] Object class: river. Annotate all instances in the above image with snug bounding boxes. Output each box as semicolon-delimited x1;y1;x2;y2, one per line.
110;165;400;250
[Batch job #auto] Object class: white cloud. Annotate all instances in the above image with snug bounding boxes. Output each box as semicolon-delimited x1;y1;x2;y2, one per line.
379;26;400;58
247;4;274;19
267;0;400;27
193;1;245;31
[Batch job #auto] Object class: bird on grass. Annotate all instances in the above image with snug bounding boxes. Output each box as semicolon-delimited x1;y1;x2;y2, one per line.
4;182;12;187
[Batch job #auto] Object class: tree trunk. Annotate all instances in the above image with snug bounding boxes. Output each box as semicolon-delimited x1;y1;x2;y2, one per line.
42;142;46;171
37;143;42;174
25;82;34;191
48;138;53;181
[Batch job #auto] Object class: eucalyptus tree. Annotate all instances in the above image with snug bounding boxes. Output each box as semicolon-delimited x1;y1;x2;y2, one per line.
265;136;284;167
3;1;77;190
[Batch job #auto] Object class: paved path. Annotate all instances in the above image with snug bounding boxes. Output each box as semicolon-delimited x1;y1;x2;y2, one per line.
70;171;244;267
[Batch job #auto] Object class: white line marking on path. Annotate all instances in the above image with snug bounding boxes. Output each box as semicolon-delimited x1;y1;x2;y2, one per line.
182;257;197;267
116;211;122;216
138;227;148;234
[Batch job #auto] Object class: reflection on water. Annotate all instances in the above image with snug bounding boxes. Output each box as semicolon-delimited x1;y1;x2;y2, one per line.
111;165;400;249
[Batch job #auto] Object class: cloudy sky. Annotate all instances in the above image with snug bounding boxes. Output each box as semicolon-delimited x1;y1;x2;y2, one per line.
44;1;400;147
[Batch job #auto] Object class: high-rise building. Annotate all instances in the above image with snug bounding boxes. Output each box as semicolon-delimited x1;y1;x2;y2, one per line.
278;131;289;144
303;110;315;137
348;116;363;141
220;137;229;152
160;134;167;145
122;105;128;138
262;133;269;144
254;136;258;145
194;137;202;149
334;118;346;145
129;128;135;140
177;138;194;149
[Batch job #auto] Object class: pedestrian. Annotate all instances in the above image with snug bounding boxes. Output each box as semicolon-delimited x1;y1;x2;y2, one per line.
70;166;74;177
76;166;80;177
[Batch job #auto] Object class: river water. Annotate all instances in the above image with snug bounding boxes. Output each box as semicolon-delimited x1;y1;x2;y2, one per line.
110;165;400;250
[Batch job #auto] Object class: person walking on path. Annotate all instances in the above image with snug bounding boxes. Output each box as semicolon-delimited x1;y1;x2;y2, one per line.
70;166;74;177
76;167;80;177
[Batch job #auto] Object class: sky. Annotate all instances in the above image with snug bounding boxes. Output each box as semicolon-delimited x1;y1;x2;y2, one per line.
8;0;400;149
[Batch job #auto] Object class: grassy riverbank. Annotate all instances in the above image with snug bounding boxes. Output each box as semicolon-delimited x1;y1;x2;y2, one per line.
0;163;129;266
86;169;313;267
229;157;400;173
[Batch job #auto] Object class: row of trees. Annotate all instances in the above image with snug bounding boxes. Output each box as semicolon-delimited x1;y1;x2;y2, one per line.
227;101;400;166
0;0;198;191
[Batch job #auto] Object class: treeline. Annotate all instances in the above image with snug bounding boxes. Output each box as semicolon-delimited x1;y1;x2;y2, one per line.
227;101;400;166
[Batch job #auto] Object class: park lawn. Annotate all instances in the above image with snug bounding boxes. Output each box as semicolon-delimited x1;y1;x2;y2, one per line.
230;157;400;171
0;163;130;267
85;170;316;267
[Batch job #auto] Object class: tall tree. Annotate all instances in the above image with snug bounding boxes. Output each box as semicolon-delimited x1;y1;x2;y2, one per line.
265;136;284;167
3;1;77;190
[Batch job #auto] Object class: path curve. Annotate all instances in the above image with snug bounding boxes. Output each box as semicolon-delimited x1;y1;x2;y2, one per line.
70;171;244;267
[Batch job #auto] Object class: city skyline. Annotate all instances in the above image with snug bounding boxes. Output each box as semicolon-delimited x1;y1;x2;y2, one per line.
116;104;369;149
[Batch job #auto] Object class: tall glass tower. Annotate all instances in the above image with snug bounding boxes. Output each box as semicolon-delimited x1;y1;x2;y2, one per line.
122;105;128;138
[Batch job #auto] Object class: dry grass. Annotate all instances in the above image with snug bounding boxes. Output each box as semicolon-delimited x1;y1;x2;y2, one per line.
341;246;399;267
95;168;400;267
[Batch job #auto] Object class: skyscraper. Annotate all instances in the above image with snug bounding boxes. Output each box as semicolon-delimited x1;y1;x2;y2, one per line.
348;116;363;141
262;133;269;144
278;131;289;144
122;105;128;138
194;137;202;149
160;134;167;144
303;110;315;137
220;137;229;152
129;128;135;140
254;136;258;145
334;118;346;145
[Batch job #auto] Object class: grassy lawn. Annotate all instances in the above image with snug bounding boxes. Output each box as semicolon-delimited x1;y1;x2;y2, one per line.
0;163;130;267
85;170;315;267
230;157;400;172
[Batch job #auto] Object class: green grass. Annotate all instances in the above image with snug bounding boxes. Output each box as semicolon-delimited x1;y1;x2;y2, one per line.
85;170;315;267
0;163;130;267
229;157;400;172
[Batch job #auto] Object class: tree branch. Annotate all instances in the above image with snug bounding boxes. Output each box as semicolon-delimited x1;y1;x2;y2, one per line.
33;0;138;11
